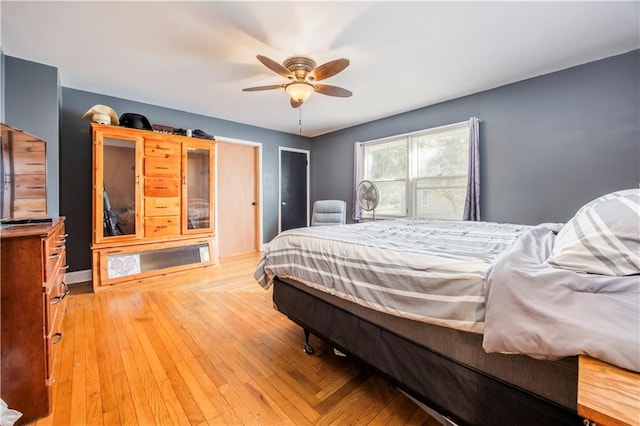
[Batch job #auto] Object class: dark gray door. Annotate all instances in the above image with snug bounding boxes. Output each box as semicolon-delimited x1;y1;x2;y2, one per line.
280;149;308;231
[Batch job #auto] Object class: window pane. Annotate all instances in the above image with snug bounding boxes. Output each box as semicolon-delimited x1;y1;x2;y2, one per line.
364;180;406;217
415;177;466;220
365;139;407;180
417;132;468;178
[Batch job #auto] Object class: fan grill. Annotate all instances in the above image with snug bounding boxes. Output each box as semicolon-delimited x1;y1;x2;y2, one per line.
357;180;379;220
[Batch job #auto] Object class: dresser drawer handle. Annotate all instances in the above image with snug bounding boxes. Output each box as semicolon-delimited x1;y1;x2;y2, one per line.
156;206;168;209
56;244;64;249
51;333;63;345
155;166;169;170
155;145;171;151
155;186;169;189
26;162;45;166
51;282;70;305
156;225;169;229
49;253;59;259
26;186;45;189
29;209;46;213
58;238;67;243
62;233;69;238
62;265;70;270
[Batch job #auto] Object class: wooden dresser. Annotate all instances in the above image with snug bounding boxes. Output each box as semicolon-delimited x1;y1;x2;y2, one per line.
1;217;68;424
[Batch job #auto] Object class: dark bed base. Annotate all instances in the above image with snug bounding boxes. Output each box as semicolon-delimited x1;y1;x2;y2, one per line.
272;277;583;426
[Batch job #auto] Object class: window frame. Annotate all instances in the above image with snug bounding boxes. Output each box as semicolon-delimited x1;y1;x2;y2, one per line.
360;120;470;220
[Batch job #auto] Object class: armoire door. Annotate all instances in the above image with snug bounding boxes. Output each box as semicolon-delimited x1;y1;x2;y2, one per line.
217;142;259;257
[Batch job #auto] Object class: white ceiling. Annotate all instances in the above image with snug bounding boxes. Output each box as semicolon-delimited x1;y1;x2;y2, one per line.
1;1;638;137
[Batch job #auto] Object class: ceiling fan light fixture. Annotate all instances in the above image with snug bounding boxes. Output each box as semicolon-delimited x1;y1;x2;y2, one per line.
285;82;315;102
244;55;351;108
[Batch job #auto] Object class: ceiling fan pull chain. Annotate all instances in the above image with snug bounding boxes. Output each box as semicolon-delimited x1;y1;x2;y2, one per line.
299;107;303;135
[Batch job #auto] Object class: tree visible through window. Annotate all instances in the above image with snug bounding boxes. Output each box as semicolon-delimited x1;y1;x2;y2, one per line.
362;122;469;220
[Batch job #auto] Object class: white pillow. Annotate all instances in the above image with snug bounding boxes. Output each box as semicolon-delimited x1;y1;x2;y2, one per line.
546;188;640;276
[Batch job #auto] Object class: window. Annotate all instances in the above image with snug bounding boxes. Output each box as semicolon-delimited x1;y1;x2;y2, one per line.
361;121;470;220
364;139;407;216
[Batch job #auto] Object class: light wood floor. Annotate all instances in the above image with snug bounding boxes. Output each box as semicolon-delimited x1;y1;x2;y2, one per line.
35;252;437;425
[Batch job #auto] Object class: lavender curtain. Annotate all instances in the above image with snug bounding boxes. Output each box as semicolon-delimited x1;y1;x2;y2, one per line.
463;117;481;221
352;142;364;221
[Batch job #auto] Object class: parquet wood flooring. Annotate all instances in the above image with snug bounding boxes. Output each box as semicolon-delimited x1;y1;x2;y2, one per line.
34;252;437;425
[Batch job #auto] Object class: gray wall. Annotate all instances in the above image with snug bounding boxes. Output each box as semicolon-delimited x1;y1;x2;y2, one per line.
61;88;310;271
311;50;640;225
4;55;60;216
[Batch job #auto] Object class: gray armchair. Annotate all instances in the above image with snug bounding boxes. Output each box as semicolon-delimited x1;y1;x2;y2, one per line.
311;200;347;226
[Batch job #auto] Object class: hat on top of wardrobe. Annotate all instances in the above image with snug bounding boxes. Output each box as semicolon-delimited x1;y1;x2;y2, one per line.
82;104;119;125
119;113;152;131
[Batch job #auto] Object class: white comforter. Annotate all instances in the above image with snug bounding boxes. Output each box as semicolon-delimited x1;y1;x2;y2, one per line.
483;224;640;372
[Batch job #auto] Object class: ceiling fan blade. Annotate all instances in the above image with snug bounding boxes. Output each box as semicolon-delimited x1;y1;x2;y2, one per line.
315;84;352;97
256;55;293;78
312;58;350;81
242;84;285;92
290;98;303;108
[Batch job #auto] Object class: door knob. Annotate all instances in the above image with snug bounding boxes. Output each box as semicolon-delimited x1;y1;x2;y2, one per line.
251;201;256;206
281;202;287;206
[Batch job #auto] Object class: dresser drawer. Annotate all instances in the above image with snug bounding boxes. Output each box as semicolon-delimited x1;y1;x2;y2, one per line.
45;225;66;256
45;294;66;385
145;216;180;237
144;140;180;159
45;276;69;335
44;229;67;282
144;177;179;197
144;156;180;178
145;196;180;216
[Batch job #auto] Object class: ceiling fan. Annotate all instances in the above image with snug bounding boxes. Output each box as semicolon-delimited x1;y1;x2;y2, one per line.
242;55;352;108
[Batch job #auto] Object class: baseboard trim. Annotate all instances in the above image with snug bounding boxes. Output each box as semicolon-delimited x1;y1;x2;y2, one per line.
66;269;92;285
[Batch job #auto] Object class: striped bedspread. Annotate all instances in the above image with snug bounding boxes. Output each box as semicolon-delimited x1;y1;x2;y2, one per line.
254;218;530;333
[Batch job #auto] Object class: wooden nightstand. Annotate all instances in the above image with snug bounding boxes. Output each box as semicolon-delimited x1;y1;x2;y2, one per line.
578;355;640;426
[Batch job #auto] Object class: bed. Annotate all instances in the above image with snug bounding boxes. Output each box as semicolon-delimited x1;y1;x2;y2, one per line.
254;189;639;425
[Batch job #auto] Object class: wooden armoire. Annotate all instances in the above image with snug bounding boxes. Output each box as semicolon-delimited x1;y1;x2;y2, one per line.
90;123;217;291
